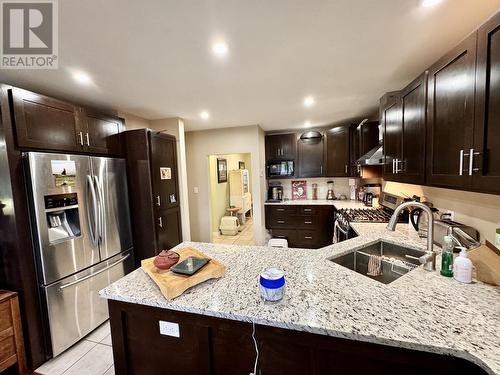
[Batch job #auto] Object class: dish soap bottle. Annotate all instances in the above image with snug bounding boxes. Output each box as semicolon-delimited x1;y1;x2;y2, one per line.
440;236;454;277
453;247;473;284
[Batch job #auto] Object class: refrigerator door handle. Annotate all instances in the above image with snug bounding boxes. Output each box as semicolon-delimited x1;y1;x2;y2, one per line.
86;175;99;247
94;175;105;244
58;253;131;290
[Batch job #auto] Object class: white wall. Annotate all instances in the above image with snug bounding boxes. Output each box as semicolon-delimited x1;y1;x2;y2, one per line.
383;181;500;245
119;111;151;130
185;125;266;244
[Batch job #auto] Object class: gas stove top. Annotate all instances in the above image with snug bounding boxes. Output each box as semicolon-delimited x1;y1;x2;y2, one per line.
337;208;395;223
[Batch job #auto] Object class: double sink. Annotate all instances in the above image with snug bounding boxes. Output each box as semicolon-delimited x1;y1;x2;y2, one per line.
331;241;426;284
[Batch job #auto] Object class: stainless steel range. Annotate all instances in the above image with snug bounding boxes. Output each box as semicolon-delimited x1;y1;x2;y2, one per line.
333;192;407;243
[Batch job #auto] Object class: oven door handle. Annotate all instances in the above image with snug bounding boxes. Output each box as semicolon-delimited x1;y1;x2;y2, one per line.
59;253;131;290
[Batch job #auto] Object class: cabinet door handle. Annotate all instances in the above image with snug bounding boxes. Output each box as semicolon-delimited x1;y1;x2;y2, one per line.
320;165;323;175
303;208;312;212
304;221;312;224
469;148;481;175
392;158;396;174
277;220;285;224
345;164;348;174
85;133;90;146
357;164;361;173
304;236;313;239
78;131;84;146
459;150;464;176
276;208;285;212
158;217;163;228
156;196;161;206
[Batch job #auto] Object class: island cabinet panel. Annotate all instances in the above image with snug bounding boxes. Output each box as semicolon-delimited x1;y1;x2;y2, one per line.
265;205;333;248
473;11;500;193
108;300;488;375
325;125;349;177
9;87;82;152
426;32;477;189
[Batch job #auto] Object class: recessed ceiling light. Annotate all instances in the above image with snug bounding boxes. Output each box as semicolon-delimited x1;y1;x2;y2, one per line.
212;41;229;57
303;96;315;108
304;121;312;127
200;110;210;120
72;70;92;85
420;0;441;7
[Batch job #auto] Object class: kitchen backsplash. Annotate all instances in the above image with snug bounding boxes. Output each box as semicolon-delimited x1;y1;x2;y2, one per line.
268;178;352;201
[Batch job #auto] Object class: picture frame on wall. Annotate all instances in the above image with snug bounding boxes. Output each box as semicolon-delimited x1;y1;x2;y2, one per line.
217;158;228;183
239;161;245;170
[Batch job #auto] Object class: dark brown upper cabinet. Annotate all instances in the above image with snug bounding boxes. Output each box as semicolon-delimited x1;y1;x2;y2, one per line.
349;121;379;176
9;87;82;152
8;85;124;156
426;32;477;189
472;11;500;194
396;73;428;185
298;132;324;177
325;125;350;177
265;133;296;161
382;92;402;180
81;110;124;155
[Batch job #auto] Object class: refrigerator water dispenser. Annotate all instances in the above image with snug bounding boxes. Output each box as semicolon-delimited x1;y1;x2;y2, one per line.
44;193;81;243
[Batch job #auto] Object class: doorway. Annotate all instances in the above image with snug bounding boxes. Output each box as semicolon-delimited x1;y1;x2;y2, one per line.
208;153;254;245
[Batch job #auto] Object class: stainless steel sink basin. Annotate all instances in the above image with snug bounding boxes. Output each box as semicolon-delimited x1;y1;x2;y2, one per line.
331;241;425;284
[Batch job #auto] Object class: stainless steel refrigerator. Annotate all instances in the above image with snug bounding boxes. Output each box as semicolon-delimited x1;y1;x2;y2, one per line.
24;152;134;357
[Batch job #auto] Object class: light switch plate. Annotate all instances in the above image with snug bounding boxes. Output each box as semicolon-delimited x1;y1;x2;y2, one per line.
193;187;199;194
159;321;180;337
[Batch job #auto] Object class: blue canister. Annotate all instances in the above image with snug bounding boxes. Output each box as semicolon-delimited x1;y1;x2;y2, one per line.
259;268;285;302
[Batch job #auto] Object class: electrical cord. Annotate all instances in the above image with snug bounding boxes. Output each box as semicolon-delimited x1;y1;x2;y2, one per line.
251;321;259;375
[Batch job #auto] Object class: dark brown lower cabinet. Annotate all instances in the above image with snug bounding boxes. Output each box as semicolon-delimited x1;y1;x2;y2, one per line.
265;205;333;248
108;299;488;375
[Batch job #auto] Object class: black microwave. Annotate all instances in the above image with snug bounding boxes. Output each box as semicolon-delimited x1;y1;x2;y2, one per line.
268;161;294;177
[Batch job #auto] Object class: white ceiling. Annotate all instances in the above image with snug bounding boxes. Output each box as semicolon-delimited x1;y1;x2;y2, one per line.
1;0;499;131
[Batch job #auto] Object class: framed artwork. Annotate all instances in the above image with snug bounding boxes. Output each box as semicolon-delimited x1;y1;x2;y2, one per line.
217;158;228;183
292;180;307;200
239;161;245;170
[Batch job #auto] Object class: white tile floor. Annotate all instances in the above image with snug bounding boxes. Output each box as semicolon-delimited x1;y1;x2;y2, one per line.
212;217;255;245
36;321;114;375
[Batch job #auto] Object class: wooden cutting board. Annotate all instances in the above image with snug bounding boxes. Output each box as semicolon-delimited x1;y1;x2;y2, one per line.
141;247;226;300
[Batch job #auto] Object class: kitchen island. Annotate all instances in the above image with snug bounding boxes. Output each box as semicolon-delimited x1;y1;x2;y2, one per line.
100;222;500;375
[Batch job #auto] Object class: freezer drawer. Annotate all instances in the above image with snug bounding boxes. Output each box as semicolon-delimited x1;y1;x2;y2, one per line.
43;250;134;356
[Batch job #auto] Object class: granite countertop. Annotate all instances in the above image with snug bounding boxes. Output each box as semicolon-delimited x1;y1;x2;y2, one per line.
100;220;500;374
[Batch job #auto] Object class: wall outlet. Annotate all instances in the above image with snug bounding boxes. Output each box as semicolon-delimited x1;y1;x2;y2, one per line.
441;209;455;221
159;321;180;337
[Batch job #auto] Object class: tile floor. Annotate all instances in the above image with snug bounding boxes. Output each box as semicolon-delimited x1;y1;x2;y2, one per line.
36;321;114;375
212;217;255;245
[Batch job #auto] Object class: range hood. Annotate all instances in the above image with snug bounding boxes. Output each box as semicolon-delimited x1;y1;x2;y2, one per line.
357;141;384;166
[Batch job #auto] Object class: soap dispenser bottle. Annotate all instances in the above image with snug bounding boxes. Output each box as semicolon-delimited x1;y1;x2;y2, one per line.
453;247;473;284
440;236;454;277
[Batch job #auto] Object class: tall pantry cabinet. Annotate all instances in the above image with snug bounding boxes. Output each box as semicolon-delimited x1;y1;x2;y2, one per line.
124;129;182;266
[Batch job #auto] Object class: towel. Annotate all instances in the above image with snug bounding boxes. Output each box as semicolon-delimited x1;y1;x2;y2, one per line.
367;255;382;276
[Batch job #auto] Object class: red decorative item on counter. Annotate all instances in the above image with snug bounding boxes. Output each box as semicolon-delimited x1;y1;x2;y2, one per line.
153;250;180;273
291;180;307;200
